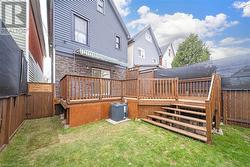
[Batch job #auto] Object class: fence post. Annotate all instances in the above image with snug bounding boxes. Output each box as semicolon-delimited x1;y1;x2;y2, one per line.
205;100;212;144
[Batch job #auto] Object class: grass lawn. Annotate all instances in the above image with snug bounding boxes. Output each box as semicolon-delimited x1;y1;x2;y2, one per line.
0;117;249;167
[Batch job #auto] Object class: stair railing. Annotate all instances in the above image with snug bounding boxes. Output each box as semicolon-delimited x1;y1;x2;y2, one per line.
205;74;221;144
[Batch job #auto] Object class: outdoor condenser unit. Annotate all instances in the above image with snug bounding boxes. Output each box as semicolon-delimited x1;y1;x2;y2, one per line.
110;103;128;121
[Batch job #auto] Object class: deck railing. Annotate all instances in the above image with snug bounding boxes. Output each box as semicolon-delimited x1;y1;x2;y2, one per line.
178;77;211;97
138;78;178;99
60;75;213;102
205;74;221;144
60;75;123;101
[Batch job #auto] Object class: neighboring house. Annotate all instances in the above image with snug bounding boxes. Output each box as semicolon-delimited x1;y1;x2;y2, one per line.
0;0;49;82
161;43;176;68
128;25;162;68
53;0;130;96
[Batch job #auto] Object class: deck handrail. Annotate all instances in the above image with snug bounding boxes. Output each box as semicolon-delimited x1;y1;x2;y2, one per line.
60;75;213;102
205;74;221;144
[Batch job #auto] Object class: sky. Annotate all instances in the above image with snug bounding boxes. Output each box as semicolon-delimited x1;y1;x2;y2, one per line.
113;0;250;60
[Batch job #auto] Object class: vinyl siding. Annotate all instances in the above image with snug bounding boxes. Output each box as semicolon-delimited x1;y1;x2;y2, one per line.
54;0;128;64
0;0;27;53
132;29;160;66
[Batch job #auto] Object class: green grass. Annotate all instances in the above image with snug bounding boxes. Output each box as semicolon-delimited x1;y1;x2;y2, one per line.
0;117;249;167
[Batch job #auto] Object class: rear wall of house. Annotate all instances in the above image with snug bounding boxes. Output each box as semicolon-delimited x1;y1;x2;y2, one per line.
54;0;128;63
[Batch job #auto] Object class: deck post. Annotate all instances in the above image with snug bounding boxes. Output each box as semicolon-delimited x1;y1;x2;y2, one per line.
66;76;70;103
205;100;212;144
216;75;222;130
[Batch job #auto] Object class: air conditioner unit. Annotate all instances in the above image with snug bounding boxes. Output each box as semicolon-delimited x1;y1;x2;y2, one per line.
110;103;128;122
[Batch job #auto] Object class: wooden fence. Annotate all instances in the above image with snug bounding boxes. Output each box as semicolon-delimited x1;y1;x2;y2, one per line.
0;95;26;151
0;83;54;150
27;83;54;119
222;90;250;127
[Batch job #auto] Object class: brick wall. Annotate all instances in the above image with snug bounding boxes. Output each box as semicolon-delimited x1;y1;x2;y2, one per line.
55;54;126;97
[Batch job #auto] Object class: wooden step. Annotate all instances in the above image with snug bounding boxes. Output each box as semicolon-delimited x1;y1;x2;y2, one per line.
154;111;206;123
168;103;205;110
162;107;206;116
142;118;207;142
148;115;207;132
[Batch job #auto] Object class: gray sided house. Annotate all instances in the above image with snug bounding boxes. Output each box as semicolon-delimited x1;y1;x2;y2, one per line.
54;0;130;96
128;25;162;68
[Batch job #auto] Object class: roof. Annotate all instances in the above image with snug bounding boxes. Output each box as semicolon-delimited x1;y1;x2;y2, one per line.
109;0;130;39
155;55;250;90
129;25;162;57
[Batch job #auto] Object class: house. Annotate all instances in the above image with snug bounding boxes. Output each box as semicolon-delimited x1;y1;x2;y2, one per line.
128;25;162;68
160;43;176;68
0;0;49;82
53;0;130;96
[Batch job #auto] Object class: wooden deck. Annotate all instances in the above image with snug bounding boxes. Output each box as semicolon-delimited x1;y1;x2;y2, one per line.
59;74;221;144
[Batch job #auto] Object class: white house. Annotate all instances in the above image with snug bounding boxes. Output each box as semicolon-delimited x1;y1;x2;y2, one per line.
128;25;162;68
161;43;176;68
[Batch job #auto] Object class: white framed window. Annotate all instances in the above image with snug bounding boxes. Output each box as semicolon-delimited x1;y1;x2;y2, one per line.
138;48;145;59
74;15;88;44
145;32;152;43
97;0;105;14
92;68;110;79
115;36;121;49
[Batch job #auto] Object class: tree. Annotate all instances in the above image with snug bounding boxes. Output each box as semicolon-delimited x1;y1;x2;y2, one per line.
172;34;210;68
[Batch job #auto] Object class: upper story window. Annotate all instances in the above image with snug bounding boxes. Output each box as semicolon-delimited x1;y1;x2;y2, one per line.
145;32;152;43
74;15;88;44
97;0;105;14
115;36;121;49
138;48;145;59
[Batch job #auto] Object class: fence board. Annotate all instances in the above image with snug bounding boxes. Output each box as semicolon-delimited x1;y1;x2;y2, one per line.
222;90;250;127
27;83;54;119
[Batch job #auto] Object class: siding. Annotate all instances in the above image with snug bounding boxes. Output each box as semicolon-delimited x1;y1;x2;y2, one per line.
0;0;27;53
54;0;128;64
28;53;44;82
131;29;160;67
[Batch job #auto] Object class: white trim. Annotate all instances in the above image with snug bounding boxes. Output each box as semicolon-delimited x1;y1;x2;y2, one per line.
138;47;145;59
26;0;30;81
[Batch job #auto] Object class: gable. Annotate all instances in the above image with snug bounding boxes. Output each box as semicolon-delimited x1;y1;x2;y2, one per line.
108;0;130;38
130;26;162;57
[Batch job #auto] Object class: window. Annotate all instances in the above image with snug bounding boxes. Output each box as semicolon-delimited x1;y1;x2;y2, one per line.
92;68;110;79
115;36;121;49
145;32;152;43
138;48;145;59
97;0;105;14
74;15;88;44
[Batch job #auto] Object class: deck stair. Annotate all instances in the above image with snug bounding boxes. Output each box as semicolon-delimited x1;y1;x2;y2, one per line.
142;101;208;142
